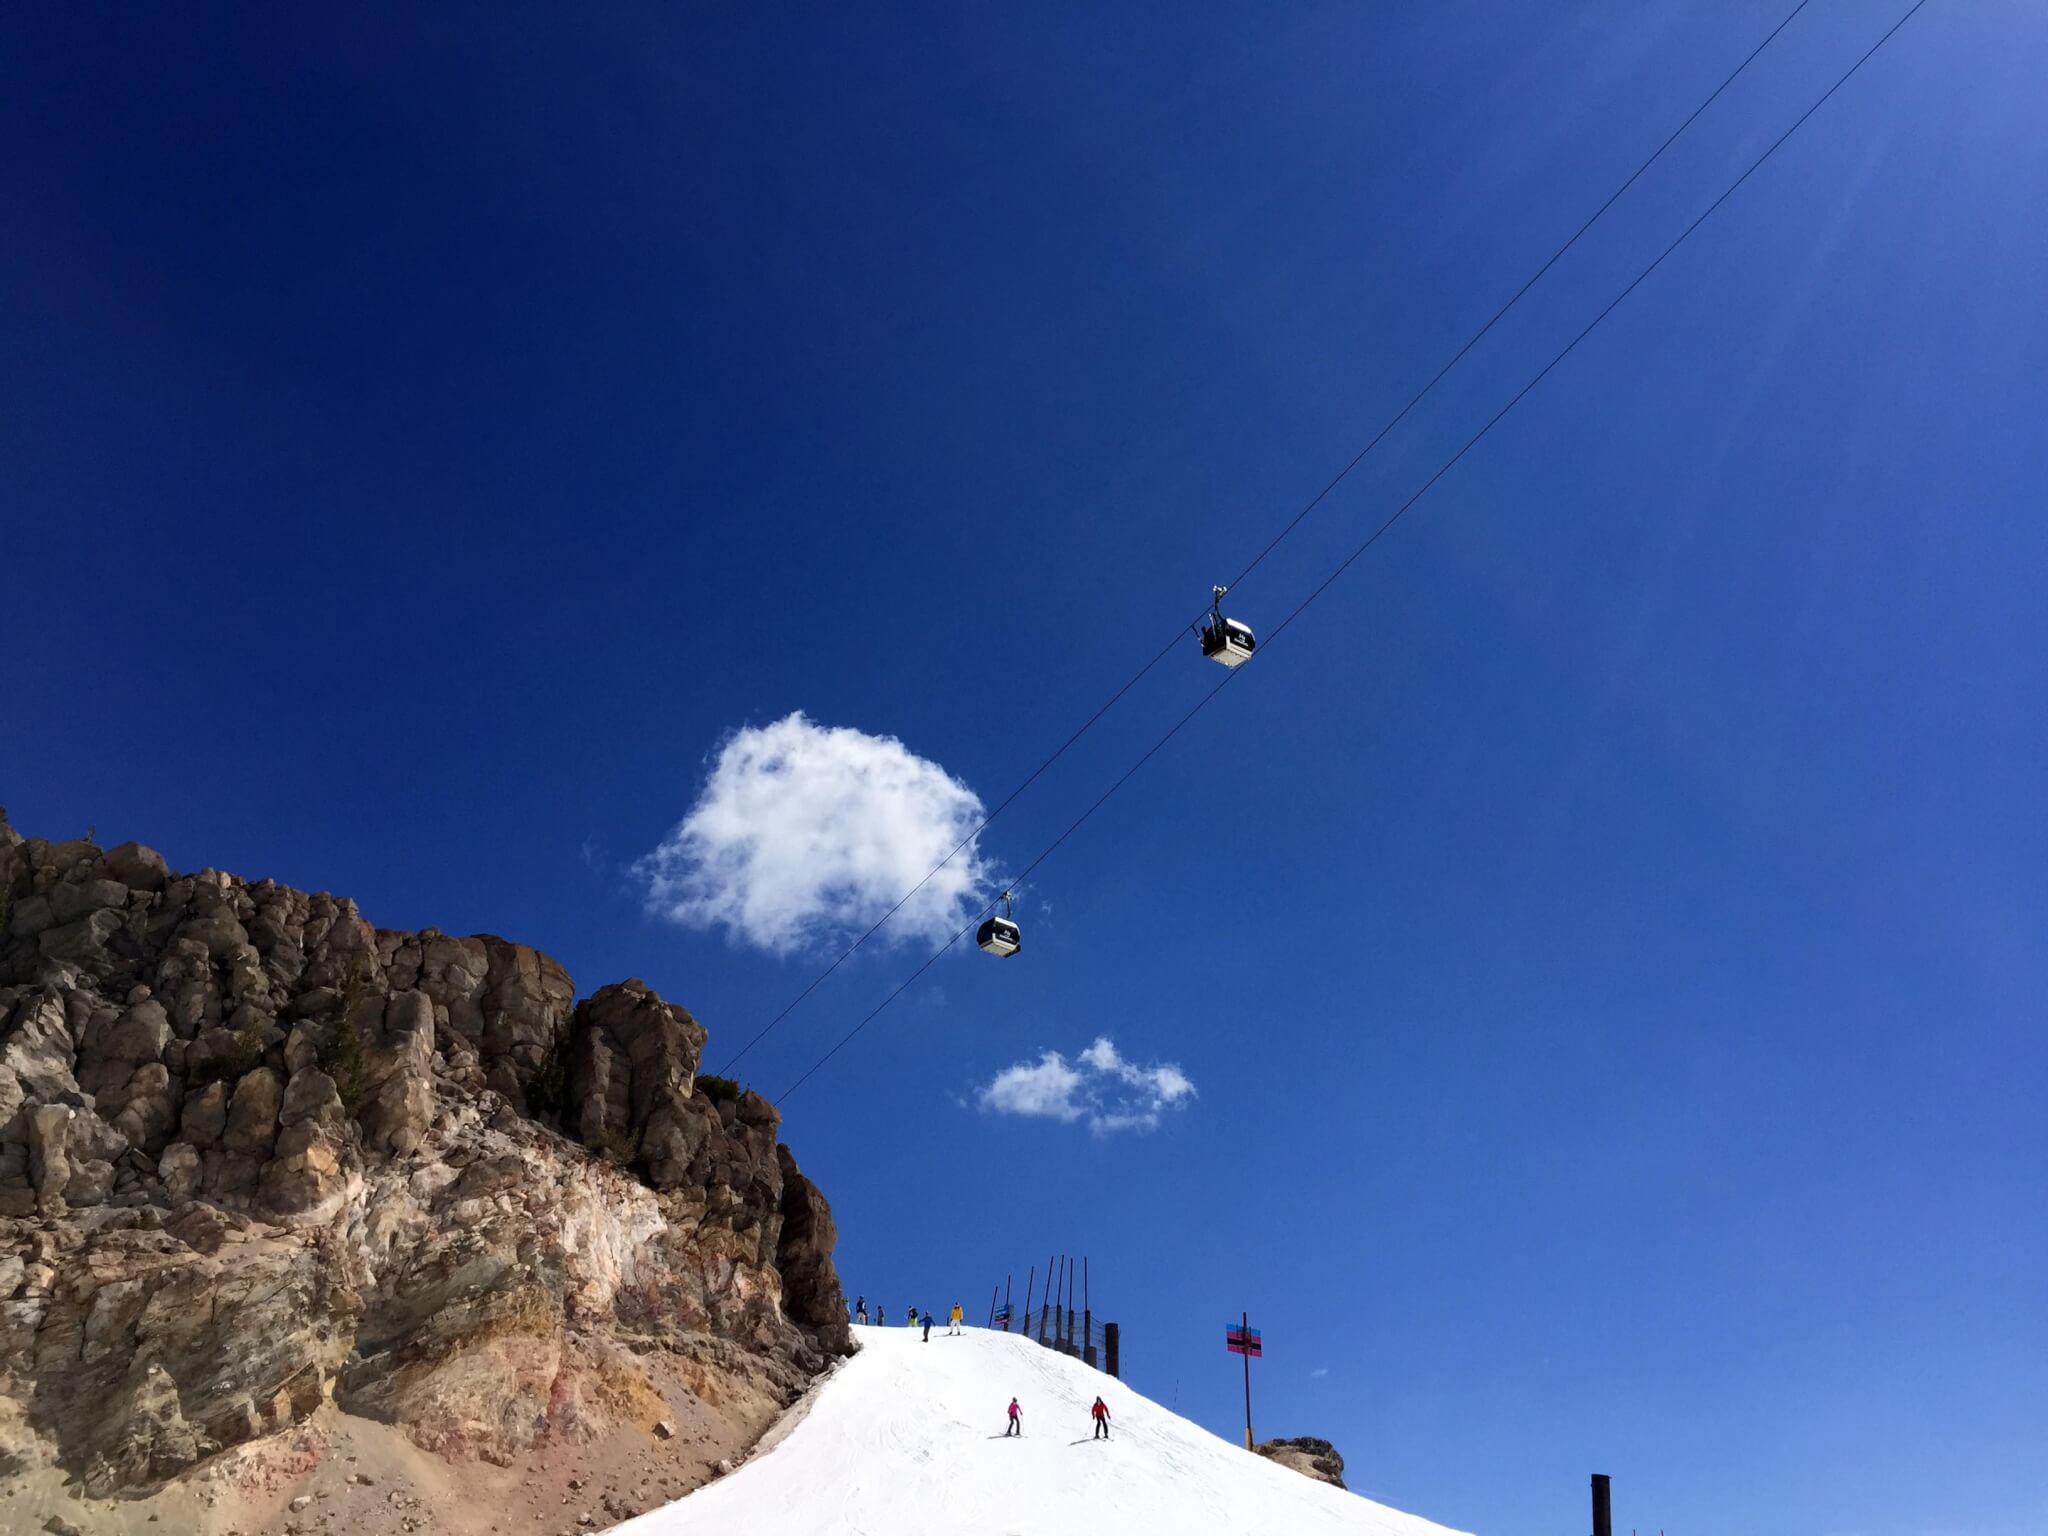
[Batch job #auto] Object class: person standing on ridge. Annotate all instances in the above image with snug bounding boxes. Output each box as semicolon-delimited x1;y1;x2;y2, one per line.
876;1306;885;1327
921;1309;933;1343
854;1295;867;1325
1005;1397;1022;1437
1090;1395;1111;1440
948;1302;963;1336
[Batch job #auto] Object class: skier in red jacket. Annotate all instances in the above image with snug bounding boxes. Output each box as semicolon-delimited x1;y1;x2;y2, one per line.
1090;1395;1111;1440
1004;1397;1022;1437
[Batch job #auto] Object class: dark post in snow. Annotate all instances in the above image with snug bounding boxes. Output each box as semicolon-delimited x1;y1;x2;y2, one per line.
1059;1255;1070;1353
1066;1254;1077;1356
1065;1257;1076;1355
1104;1321;1120;1380
1083;1255;1096;1368
1592;1474;1612;1536
1041;1252;1055;1344
1002;1272;1012;1330
987;1284;998;1328
1055;1255;1067;1349
1021;1265;1036;1340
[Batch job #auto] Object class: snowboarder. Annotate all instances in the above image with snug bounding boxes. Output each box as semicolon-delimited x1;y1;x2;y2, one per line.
907;1307;919;1329
1004;1397;1022;1437
948;1302;963;1336
854;1295;868;1325
921;1310;932;1343
1090;1395;1111;1440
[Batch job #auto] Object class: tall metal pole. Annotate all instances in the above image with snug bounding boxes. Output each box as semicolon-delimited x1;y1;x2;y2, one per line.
1591;1474;1612;1536
1057;1255;1066;1346
1066;1255;1076;1354
1042;1253;1055;1343
987;1284;998;1328
1021;1265;1036;1338
1056;1253;1073;1351
1083;1255;1094;1367
1003;1272;1013;1331
1242;1310;1254;1450
1063;1256;1074;1350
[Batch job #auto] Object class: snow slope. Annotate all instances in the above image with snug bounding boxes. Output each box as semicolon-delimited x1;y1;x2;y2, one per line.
619;1324;1473;1536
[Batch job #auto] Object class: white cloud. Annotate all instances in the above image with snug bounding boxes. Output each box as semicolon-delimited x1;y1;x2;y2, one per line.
637;712;993;956
979;1051;1086;1122
977;1036;1196;1134
1310;1367;1330;1379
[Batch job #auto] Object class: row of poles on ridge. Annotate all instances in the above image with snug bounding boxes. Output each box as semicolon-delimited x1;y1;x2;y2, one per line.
985;1254;1093;1345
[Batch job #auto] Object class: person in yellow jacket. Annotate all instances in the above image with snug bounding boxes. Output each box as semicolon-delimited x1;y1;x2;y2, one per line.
948;1303;964;1337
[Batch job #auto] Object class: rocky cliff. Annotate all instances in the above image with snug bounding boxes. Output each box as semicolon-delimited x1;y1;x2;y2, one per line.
0;809;852;1510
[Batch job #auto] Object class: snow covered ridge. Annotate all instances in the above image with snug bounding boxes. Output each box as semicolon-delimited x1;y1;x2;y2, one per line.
620;1324;1474;1536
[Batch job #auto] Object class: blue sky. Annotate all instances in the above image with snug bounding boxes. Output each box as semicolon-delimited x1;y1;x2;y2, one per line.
4;4;2044;1534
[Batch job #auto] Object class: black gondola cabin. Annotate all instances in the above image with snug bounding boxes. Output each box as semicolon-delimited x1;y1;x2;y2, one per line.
976;915;1021;957
1200;615;1256;667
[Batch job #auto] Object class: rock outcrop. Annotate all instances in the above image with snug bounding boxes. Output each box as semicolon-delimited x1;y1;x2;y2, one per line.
1254;1435;1348;1489
0;809;851;1496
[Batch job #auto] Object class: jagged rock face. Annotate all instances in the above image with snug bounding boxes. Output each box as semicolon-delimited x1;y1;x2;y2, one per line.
0;810;852;1495
775;1144;854;1357
569;978;710;1185
1254;1435;1348;1489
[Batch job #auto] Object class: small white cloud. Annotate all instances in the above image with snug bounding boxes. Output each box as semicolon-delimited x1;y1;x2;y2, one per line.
979;1051;1086;1122
1310;1367;1330;1379
636;712;994;956
976;1036;1196;1134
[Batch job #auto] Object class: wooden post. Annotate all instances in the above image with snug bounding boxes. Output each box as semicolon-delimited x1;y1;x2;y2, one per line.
1242;1310;1254;1450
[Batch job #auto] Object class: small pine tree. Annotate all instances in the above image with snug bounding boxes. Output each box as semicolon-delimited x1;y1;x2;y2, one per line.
696;1073;742;1106
322;960;369;1109
528;1021;570;1118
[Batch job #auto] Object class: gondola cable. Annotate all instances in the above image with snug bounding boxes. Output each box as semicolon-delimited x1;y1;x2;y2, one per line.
717;0;1820;1077
771;0;1931;1105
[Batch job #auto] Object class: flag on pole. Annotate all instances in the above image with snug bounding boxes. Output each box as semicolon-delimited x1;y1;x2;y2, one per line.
1226;1323;1263;1357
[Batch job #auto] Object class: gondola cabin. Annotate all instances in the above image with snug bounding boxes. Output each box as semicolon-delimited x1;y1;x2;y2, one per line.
1201;615;1256;667
976;915;1021;957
